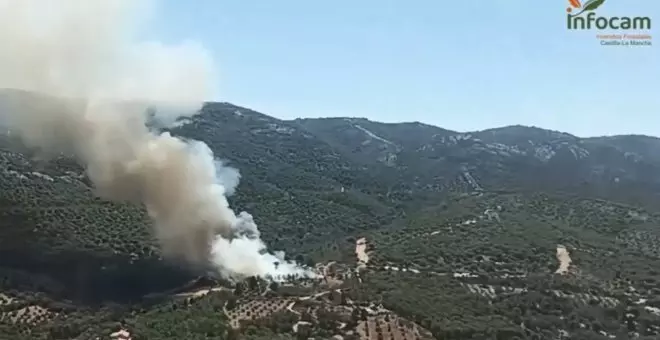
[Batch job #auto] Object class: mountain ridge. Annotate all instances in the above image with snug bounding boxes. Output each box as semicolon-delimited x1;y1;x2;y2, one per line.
2;95;660;339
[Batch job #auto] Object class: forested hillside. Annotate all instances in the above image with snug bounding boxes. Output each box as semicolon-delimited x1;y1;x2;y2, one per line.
1;100;660;339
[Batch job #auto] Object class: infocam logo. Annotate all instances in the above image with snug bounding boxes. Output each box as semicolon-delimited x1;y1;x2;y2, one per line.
566;0;652;46
567;0;651;30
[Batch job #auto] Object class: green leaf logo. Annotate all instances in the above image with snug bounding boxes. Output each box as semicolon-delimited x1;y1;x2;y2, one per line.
582;0;605;12
571;0;605;16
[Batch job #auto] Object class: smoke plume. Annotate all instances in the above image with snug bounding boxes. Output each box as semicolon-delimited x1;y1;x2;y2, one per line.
0;0;316;281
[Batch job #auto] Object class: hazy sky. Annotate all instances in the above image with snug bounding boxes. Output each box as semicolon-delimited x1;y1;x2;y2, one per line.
149;0;658;137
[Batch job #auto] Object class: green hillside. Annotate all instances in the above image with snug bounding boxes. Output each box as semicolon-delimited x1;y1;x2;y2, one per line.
1;100;660;339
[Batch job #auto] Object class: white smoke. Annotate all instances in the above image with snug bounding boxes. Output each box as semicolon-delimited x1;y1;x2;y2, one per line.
0;0;317;281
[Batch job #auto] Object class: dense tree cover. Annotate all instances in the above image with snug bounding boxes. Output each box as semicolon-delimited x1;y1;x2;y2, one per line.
2;100;660;338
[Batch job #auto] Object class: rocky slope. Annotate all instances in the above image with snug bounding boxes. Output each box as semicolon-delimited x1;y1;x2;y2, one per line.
1;99;660;339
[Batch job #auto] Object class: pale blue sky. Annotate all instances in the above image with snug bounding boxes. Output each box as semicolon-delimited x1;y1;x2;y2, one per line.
149;0;658;137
